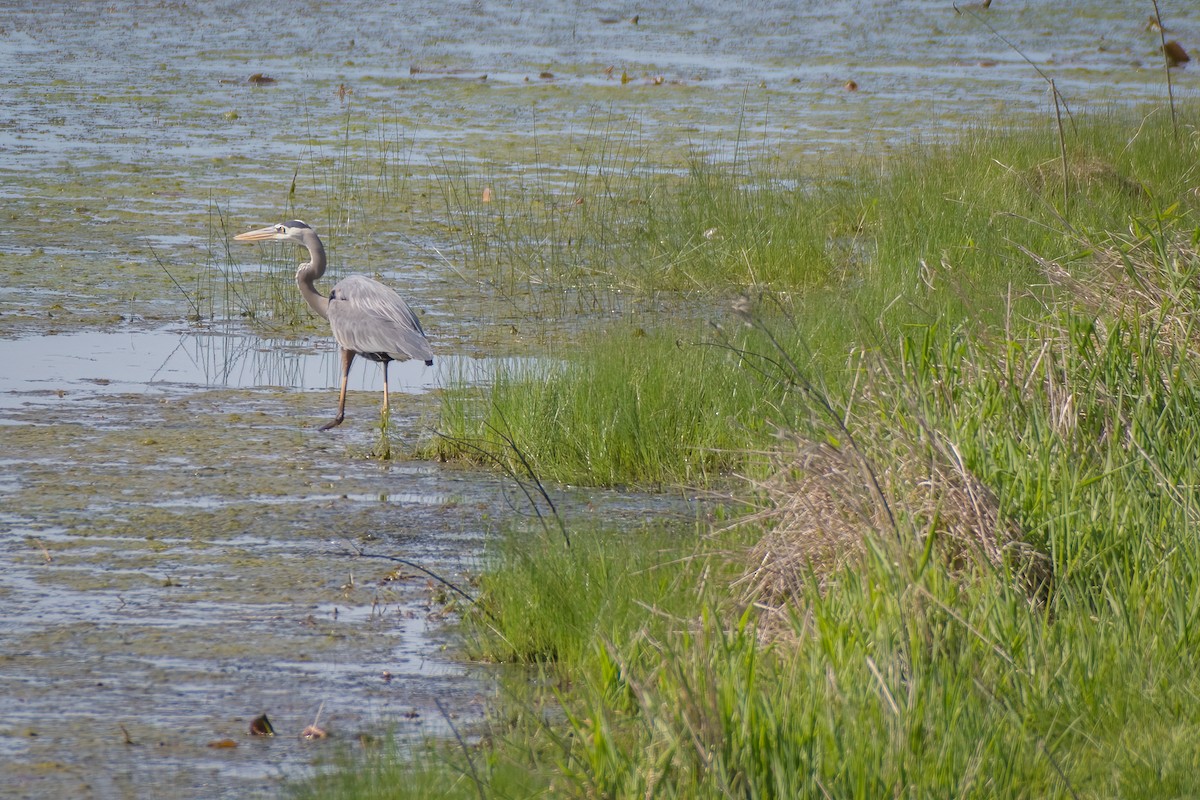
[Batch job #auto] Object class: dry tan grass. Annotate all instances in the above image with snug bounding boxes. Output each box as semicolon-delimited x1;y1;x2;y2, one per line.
1027;232;1200;361
1027;154;1149;202
735;369;1037;634
1013;227;1200;448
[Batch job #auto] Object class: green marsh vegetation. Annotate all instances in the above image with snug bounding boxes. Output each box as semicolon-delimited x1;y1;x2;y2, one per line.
298;100;1200;798
431;105;1200;487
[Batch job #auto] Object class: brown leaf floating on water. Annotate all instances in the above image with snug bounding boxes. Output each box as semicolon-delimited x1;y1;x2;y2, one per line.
844;79;858;91
249;714;275;736
482;187;493;203
1163;41;1190;67
208;738;238;748
248;73;276;85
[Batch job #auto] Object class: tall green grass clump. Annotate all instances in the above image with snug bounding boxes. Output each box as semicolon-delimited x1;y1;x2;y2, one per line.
433;324;779;487
464;524;714;669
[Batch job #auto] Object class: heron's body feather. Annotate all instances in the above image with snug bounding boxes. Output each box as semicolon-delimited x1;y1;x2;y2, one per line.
328;274;434;365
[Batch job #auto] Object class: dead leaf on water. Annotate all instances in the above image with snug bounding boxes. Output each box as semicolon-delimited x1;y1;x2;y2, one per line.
482;187;493;203
248;73;276;85
1146;16;1168;33
208;739;238;749
249;714;275;736
844;79;858;91
1163;41;1190;67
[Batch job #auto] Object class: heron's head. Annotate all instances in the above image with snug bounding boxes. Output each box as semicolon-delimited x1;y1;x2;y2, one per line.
233;219;315;245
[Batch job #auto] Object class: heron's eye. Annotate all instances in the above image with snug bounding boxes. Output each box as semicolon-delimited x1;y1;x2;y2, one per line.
275;225;284;232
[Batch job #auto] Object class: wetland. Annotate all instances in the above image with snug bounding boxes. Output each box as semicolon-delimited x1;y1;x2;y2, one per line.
1;1;1197;797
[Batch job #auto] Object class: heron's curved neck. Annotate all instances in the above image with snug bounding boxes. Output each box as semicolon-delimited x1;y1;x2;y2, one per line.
296;230;330;320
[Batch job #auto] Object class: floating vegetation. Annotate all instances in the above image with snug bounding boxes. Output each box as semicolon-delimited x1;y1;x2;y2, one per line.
249;714;276;736
1163;40;1191;67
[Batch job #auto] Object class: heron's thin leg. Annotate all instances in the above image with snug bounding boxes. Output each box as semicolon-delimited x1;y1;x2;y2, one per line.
321;349;355;431
380;360;391;424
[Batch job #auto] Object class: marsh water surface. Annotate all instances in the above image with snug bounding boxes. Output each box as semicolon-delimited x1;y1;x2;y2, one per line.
2;1;1197;797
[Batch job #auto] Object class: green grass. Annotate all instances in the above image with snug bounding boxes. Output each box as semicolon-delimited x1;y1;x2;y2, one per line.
432;106;1200;488
431;324;779;487
441;106;1197;309
308;226;1200;796
297;105;1200;798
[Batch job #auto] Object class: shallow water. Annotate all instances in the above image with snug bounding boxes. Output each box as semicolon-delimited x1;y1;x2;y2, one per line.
1;0;1198;797
0;324;526;409
0;349;661;797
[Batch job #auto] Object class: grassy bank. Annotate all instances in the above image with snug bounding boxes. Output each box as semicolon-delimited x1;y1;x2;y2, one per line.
431;106;1200;488
300;106;1200;798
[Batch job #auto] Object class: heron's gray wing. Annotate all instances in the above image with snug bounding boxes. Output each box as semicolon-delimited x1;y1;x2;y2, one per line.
326;274;434;363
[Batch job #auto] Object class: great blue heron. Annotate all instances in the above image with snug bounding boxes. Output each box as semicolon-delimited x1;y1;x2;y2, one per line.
234;220;433;431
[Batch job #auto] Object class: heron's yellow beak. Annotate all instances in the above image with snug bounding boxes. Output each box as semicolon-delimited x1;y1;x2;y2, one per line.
233;225;280;242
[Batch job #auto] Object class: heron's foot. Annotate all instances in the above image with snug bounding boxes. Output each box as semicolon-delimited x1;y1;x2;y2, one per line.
319;415;345;431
